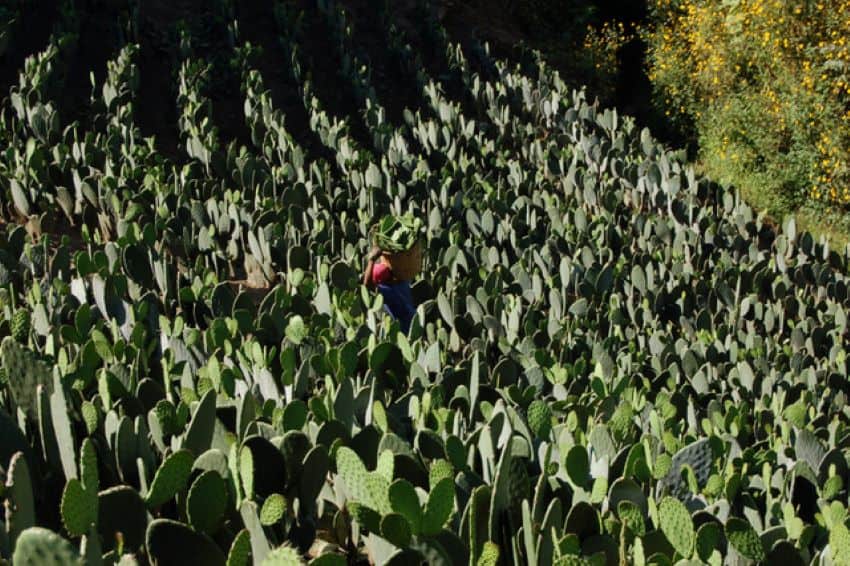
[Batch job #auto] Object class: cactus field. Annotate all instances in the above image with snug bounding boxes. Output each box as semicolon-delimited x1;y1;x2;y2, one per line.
1;0;850;565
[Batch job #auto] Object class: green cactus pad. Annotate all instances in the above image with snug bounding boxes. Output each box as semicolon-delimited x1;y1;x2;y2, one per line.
12;526;83;565
468;485;492;565
98;485;147;552
527;400;553;439
348;502;381;533
187;470;227;534
183;389;216;456
658;439;713;499
422;477;454;536
240;500;272;563
380;513;413;547
695;522;723;563
260;493;287;526
146;518;226;566
336;446;391;515
658;496;694;558
226;529;252;566
260;545;304;565
307;554;346;566
298;446;329;507
389;479;423;535
79;438;98;494
10;309;29;342
146;449;194;508
5;451;35;547
616;500;645;537
428;459;454;489
376;449;394;482
60;478;97;537
240;445;255;501
725;517;765;562
565;445;590;487
0;410;31;470
1;336;52;416
81;402;99;437
477;541;500;566
243;435;290;500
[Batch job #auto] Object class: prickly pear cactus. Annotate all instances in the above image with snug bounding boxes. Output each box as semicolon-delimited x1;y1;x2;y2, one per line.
187;470;228;534
477;541;500;566
226;529;252;566
657;439;713;499
10;309;29;342
421;478;455;536
336;447;391;516
725;517;765;562
146;519;226;565
526;400;552;439
145;449;194;508
260;544;304;565
60;478;97;537
0;336;52;416
658;496;694;558
5;451;34;548
61;438;99;537
259;493;286;526
12;527;83;565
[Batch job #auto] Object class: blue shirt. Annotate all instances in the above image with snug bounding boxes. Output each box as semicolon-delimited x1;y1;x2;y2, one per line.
377;280;416;333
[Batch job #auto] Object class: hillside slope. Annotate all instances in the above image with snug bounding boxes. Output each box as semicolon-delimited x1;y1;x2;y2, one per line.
0;0;847;564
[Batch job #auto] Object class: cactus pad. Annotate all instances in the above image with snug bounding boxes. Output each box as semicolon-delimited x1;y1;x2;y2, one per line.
5;451;34;547
422;477;454;536
259;493;287;526
658;496;694;558
226;529;252;566
187;470;227;534
527;400;552;439
477;542;500;566
12;527;82;565
336;446;391;515
1;337;52;416
725;517;765;562
146;449;194;508
658;439;713;499
146;519;226;565
98;485;147;552
695;522;722;562
10;310;29;342
389;479;422;535
60;478;97;537
428;459;454;488
260;545;304;565
616;500;645;537
380;513;412;547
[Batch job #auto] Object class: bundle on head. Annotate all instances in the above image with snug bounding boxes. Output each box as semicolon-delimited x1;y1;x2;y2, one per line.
371;213;423;281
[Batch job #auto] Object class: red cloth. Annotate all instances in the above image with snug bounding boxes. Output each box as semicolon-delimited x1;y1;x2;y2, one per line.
372;261;393;284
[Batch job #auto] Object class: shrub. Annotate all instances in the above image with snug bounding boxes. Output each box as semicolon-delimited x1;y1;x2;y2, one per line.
645;0;850;213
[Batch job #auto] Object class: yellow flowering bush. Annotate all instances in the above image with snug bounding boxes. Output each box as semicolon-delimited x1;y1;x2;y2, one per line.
646;0;850;212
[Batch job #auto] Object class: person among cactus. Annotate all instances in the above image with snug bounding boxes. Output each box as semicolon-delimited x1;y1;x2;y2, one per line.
362;214;422;333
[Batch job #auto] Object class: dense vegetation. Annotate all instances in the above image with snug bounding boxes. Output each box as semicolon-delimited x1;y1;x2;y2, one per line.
1;0;850;565
645;0;850;221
